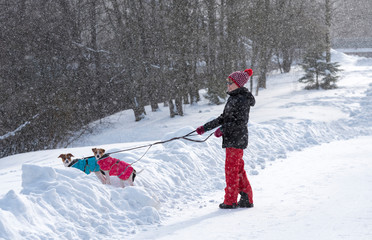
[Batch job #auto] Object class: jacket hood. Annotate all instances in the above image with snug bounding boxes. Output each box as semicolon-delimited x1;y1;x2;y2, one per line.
227;87;255;107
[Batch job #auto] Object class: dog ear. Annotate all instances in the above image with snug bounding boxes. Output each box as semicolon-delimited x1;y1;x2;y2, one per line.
58;154;65;158
67;153;74;158
92;148;96;153
101;149;105;154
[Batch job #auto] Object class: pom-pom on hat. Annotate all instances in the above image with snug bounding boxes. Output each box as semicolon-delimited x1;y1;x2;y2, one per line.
228;69;253;87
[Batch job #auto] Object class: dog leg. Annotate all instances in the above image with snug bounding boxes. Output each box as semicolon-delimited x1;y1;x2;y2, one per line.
94;172;106;184
128;172;134;186
119;179;125;188
121;174;134;187
104;171;111;185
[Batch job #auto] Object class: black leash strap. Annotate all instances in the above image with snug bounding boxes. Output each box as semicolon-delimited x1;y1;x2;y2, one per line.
105;130;215;165
67;159;79;168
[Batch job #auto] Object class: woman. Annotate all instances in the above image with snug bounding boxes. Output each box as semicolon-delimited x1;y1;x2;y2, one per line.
196;68;255;209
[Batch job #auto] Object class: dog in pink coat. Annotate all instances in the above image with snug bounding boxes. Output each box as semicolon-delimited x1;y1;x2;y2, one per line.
93;148;137;188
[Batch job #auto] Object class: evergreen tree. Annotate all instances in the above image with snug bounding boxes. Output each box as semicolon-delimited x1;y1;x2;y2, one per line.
321;61;341;89
299;46;341;90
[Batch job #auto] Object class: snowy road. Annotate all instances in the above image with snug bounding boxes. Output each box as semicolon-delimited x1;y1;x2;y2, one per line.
135;136;372;240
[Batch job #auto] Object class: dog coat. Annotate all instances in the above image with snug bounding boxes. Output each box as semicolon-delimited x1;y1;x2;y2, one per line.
97;156;134;180
70;156;101;174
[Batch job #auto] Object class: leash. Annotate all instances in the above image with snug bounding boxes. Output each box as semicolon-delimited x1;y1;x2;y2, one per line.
67;159;79;168
105;130;214;165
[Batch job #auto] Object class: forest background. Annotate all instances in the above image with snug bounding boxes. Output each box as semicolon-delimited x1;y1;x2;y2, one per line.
1;0;372;158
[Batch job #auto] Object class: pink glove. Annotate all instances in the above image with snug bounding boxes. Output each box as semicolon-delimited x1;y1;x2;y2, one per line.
196;126;205;135
214;128;223;138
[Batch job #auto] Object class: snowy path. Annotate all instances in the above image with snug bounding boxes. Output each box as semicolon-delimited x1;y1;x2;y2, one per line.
134;136;372;240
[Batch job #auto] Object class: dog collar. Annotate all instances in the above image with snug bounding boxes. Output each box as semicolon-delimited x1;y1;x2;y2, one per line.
99;154;110;160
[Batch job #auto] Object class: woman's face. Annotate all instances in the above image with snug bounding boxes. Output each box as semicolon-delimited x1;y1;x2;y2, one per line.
226;78;239;92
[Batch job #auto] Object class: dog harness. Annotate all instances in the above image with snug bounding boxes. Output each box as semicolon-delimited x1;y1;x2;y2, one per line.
69;156;101;174
97;156;134;180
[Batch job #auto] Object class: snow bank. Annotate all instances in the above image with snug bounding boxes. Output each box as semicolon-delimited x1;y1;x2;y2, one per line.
1;97;371;239
0;164;160;239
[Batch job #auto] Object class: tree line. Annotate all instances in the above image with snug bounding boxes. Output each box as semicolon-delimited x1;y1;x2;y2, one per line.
1;0;333;158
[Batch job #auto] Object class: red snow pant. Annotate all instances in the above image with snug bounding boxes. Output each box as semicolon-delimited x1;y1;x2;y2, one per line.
224;148;253;205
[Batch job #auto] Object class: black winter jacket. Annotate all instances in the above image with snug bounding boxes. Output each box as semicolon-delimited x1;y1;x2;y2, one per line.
203;87;255;149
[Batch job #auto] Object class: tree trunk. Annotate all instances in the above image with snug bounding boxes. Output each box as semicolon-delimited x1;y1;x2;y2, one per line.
90;0;100;77
169;99;176;118
175;96;184;116
325;0;332;63
250;43;259;92
282;49;292;73
133;97;146;121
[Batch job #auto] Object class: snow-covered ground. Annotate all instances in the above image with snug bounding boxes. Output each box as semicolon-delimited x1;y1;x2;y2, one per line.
336;48;372;53
136;136;372;240
0;50;371;240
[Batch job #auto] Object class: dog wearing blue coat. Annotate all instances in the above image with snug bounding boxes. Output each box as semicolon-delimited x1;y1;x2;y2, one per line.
59;153;107;184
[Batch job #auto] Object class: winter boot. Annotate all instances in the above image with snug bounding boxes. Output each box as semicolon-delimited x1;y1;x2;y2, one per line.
219;203;237;209
238;192;254;208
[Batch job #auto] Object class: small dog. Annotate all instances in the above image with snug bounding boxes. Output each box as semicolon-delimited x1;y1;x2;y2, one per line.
58;153;107;184
59;153;75;167
92;148;137;188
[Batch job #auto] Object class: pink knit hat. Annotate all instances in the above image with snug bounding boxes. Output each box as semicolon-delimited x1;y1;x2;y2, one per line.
228;69;253;87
